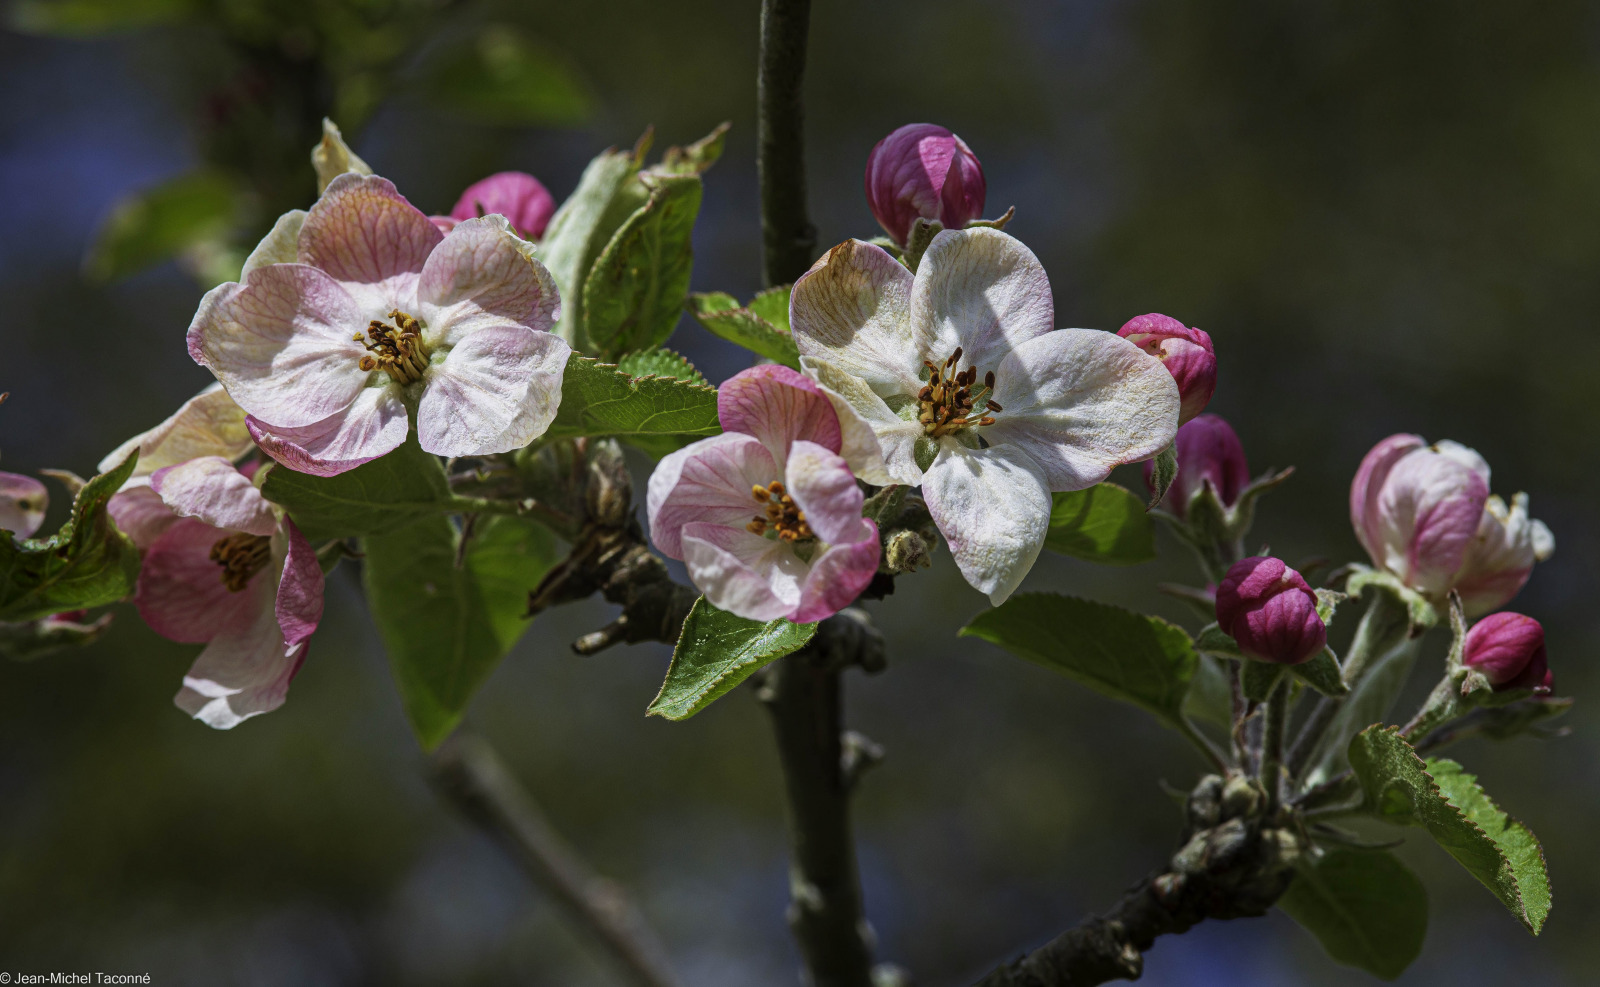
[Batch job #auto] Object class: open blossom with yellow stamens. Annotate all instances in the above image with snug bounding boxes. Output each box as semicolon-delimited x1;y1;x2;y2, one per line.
647;366;880;624
187;172;569;477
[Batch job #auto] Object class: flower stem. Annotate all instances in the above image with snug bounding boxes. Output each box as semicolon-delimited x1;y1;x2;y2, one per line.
1259;679;1289;811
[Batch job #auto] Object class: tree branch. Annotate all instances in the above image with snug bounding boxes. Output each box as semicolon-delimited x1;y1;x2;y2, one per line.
432;733;681;987
758;0;817;287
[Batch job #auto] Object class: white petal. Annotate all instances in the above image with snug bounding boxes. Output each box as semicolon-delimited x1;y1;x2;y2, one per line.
151;457;277;535
646;433;778;560
680;522;805;622
911;228;1054;373
99;383;254;477
790;238;921;394
240;209;307;279
416;324;570;457
246;386;410;477
416;215;560;347
803;358;923;485
922;443;1051;605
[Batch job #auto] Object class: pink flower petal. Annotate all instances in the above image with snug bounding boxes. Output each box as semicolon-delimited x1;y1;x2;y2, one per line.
0;472;48;539
791;239;921;393
150;456;277;535
97;383;253;478
174;599;307;729
718;364;842;466
792;525;881;624
187;264;371;428
1349;434;1425;565
415;323;570;457
783;440;868;547
135;518;266;643
1379;448;1488;593
246;386;409;477
297;173;443;286
417;216;560;346
275;519;323;652
647;433;779;560
680;522;804;622
108;483;179;549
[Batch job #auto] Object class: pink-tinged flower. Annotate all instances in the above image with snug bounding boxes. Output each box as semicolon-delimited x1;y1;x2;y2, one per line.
1117;314;1216;425
99;382;255;480
865;123;986;246
1145;413;1249;518
448;171;556;241
111;456;324;728
647;365;880;623
1350;434;1552;614
1215;556;1327;665
0;472;48;538
188;173;569;477
1463;611;1549;692
791;231;1179;604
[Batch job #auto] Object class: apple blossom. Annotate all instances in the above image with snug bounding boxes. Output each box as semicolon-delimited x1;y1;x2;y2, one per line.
790;229;1179;603
865;123;985;246
0;472;48;538
1462;611;1550;693
1215;556;1326;665
188;172;570;476
1350;434;1552;615
111;455;323;728
647;365;880;623
1117;313;1216;424
1145;413;1249;518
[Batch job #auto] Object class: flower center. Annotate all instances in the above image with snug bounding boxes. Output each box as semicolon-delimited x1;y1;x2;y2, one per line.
210;532;272;593
746;481;815;543
356;309;430;386
917;346;1001;437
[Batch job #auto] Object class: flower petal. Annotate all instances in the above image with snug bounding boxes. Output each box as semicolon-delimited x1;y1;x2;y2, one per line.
1349;433;1426;566
187;264;370;428
718;364;841;467
246;385;409;477
922;443;1051;605
984;328;1180;490
98;383;254;477
415;323;570;457
680;522;805;622
911;228;1054;373
1378;448;1488;593
135;518;264;643
297;173;442;286
791;239;920;394
240;209;307;280
416;215;560;346
174;596;307;729
646;433;778;560
784;440;869;547
0;472;48;539
108;483;178;549
151;456;276;535
275;519;323;652
792;522;880;624
803;358;921;485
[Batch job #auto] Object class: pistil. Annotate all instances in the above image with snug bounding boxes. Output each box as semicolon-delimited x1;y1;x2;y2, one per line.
917;346;1002;437
210;532;273;592
356;309;430;385
746;481;815;543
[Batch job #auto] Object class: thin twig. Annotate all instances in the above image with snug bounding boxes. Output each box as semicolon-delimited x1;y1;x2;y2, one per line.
432;734;681;987
1258;680;1288;811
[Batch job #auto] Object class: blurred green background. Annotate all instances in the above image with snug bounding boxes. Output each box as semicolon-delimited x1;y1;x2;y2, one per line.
2;0;1597;983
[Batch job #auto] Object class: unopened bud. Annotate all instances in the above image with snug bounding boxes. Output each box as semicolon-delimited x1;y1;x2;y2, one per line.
0;472;48;539
1215;556;1327;665
1145;414;1249;518
448;171;556;240
1117;314;1216;424
1219;774;1264;820
1463;611;1550;692
1186;774;1224;829
881;528;931;574
865;123;985;247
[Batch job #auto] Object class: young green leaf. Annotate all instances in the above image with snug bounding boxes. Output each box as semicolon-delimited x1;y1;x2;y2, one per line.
1348;726;1552;934
961;593;1196;731
259;437;453;543
1146;442;1178;509
363;514;559;749
657;121;732;176
687;290;801;369
1278;848;1429;981
1193;622;1245;658
540;148;640;348
1044;483;1156;565
84;171;240;282
615;347;707;385
543;356;720;444
1241;658;1287;702
582;172;702;358
1302;641;1418;788
647;597;816;720
0;453;140;622
1292;647;1350;697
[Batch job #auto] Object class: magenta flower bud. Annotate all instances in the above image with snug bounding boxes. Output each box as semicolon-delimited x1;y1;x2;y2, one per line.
0;471;48;539
1215;556;1327;665
864;123;986;246
1117;314;1216;424
1463;612;1549;692
1144;413;1249;518
449;171;556;240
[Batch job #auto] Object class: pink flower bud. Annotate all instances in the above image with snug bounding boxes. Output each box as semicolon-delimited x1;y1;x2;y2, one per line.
864;123;986;246
1215;556;1327;665
0;471;48;539
449;171;556;240
1463;612;1549;692
1116;314;1216;424
1144;413;1249;517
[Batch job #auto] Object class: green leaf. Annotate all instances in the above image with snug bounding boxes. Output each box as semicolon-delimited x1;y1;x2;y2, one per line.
647;597;816;720
544;356;720;444
1193;622;1245;658
1347;566;1439;631
657;122;732;176
746;285;793;333
582;172;703;358
615;347;706;385
1182;652;1234;730
421;25;593;127
540;148;641;349
688;290;801;369
1348;726;1552;934
1303;640;1419;788
259;437;452;543
1044;483;1156;565
0;454;140;622
1241;658;1287;702
363;514;560;749
84;171;240;282
960;593;1196;730
1146;442;1178;509
1293;648;1350;697
1278;848;1429;981
8;0;192;35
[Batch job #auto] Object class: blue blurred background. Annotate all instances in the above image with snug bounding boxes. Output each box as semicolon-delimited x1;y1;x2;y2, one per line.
2;0;1596;983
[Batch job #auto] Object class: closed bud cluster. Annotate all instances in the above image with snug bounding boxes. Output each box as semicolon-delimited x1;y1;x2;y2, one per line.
1463;611;1551;693
1117;314;1216;424
865;123;986;246
1215;556;1327;665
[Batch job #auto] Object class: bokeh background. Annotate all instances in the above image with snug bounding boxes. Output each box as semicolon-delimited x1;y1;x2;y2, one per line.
3;0;1597;983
